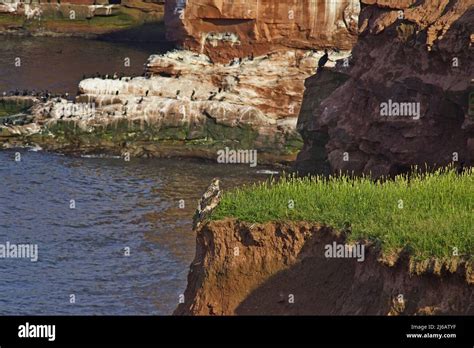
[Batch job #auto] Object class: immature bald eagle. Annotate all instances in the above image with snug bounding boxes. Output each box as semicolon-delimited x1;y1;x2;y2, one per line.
192;178;222;230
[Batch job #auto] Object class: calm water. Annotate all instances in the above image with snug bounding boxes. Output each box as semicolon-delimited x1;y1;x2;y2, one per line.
0;36;273;314
0;36;169;95
0;150;270;314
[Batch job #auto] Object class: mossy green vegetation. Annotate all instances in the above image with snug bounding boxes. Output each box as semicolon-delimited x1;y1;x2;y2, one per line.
0;13;23;26
0;7;164;35
0;99;33;118
38;117;302;156
211;167;474;261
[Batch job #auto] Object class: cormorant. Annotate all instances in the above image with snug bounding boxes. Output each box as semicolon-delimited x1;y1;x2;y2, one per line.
318;49;329;70
190;90;196;101
457;161;466;175
145;90;149;97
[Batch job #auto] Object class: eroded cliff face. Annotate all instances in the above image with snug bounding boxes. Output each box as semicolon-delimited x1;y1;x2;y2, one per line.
165;0;360;62
175;219;473;315
3;50;348;162
1;1;360;161
296;0;474;176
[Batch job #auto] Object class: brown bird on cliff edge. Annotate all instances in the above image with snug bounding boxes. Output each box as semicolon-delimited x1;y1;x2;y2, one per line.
192;178;222;230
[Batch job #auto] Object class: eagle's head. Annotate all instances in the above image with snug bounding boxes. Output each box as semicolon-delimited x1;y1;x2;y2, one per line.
211;178;220;187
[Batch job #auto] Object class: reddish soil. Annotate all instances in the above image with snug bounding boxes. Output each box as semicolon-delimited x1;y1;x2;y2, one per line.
175;219;473;315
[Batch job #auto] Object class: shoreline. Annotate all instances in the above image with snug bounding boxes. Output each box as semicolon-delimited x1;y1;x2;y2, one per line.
0;28;170;42
0;141;296;168
0;1;166;41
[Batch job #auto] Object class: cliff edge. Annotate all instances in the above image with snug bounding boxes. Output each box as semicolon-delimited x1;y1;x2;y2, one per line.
175;219;473;315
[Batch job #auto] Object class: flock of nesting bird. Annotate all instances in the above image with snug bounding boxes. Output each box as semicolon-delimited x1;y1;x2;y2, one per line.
1;50;335;225
2;48;332;110
2;89;72;103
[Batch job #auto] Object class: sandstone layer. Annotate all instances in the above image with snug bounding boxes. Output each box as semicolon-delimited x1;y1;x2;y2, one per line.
1;49;347;164
165;0;360;63
296;0;474;176
175;219;473;315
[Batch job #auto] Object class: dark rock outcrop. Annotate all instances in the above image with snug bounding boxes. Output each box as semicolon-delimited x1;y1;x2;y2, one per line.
296;0;474;176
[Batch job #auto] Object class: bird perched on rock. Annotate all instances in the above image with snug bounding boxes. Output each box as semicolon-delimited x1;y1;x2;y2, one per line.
192;178;222;230
208;91;217;100
318;49;329;71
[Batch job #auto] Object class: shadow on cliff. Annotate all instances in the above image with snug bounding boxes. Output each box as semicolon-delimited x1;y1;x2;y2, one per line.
97;21;174;51
234;230;472;315
294;6;474;177
294;68;350;176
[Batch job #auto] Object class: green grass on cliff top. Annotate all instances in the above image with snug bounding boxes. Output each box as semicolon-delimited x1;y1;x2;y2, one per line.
211;167;474;260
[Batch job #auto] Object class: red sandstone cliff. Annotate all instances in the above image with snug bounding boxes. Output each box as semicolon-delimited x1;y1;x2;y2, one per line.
296;0;474;176
175;219;473;315
165;0;360;62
